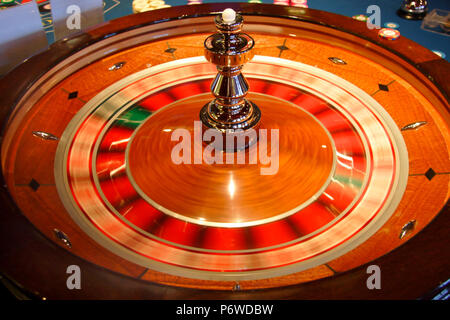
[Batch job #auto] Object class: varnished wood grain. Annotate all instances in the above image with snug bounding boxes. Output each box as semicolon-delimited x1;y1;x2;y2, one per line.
327;175;450;272
13;186;147;278
141;264;334;291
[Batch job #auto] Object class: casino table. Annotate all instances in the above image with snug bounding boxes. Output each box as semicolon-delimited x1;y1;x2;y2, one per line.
0;2;449;300
8;0;449;61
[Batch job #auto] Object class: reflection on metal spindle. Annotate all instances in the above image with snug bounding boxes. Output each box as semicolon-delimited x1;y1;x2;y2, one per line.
200;9;261;151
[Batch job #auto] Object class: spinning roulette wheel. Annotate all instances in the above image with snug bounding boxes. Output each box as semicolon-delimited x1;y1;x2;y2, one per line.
0;3;449;299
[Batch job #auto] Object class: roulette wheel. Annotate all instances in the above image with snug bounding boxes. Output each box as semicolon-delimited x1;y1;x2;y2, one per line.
0;3;449;300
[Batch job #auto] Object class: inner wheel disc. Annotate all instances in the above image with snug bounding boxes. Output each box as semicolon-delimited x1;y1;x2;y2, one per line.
127;93;335;226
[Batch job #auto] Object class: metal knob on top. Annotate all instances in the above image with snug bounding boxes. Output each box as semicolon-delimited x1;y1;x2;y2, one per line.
200;9;261;150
